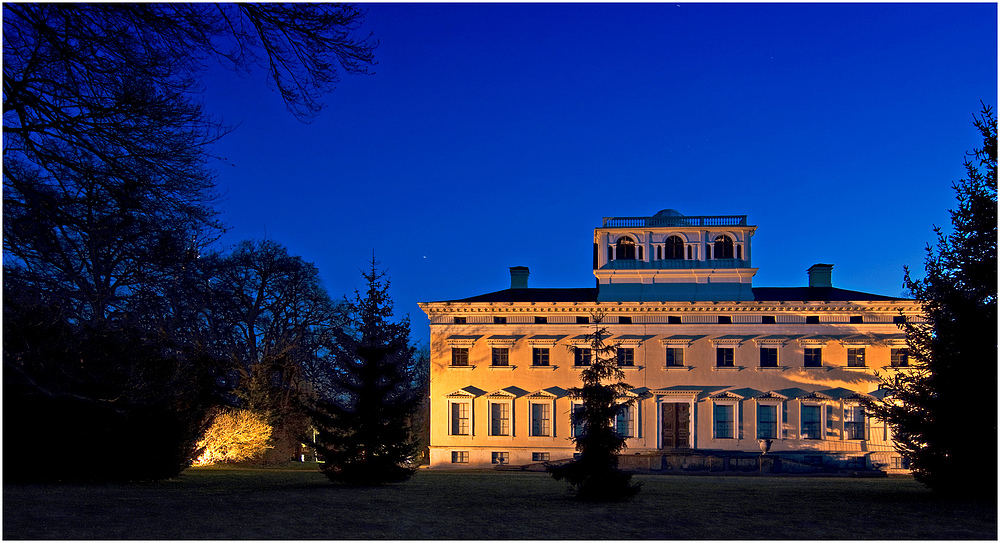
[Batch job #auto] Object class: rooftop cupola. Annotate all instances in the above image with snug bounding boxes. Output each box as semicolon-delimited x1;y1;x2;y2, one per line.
593;209;758;302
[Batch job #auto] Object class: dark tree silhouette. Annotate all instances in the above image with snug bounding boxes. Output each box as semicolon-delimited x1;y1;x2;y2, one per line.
3;4;375;481
303;259;422;484
549;312;640;501
871;104;997;502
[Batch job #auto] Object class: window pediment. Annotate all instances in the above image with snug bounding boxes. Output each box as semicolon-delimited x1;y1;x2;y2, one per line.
754;391;788;403
445;386;485;399
710;391;745;401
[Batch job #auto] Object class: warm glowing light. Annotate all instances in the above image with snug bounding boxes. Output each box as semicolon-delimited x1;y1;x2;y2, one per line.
194;409;273;466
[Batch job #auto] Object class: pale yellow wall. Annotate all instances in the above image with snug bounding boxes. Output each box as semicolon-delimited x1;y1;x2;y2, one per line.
421;301;920;468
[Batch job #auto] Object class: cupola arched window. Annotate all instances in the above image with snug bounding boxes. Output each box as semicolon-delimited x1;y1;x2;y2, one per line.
616;236;636;260
714;235;734;259
665;236;684;260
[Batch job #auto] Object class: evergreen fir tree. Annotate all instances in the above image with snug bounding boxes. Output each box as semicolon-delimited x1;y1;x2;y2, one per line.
871;104;997;501
549;312;640;500
304;259;421;484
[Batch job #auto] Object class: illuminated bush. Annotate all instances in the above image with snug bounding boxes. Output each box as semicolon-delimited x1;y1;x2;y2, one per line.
195;409;273;465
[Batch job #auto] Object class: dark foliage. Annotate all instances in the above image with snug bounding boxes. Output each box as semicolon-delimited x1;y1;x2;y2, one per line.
3;296;222;482
549;313;640;501
871;104;997;502
303;260;422;484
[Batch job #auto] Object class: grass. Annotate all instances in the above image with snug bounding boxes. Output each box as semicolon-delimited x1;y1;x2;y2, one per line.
3;466;996;539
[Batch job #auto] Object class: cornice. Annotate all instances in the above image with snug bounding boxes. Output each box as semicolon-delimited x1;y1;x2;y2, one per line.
420;299;921;315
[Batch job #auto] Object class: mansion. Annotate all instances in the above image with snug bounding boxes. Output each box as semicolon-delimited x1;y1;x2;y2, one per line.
418;209;919;472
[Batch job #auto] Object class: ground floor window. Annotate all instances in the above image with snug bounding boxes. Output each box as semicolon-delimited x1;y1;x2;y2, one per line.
491;452;509;465
571;403;585;437
490;402;510;436
451;451;469;463
615;405;635;438
801;405;822;439
450;402;470;435
757;403;778;439
845;405;866;440
714;403;735;439
530;402;551;436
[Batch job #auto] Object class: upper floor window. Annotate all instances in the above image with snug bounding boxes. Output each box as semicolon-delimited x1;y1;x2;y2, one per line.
617;348;635;367
453;317;466;324
494;316;507;324
716;347;735;367
804;348;823;368
891;348;909;367
714;235;734;259
666;347;684;367
574;347;592;367
534;316;547;324
492;348;509;367
451;348;470;367
615;236;636;260
576;316;590;324
847;348;866;367
532;348;550;366
760;347;778;368
665;235;684;260
619;316;632;324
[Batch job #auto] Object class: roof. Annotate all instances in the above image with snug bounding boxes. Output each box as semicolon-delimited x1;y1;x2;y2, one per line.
431;286;905;304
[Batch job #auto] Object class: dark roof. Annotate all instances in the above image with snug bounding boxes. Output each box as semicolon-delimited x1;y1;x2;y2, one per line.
440;288;598;303
434;286;904;303
750;287;905;302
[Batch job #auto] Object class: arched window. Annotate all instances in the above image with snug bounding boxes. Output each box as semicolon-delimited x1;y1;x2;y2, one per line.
665;236;684;260
714;235;734;259
616;236;636;260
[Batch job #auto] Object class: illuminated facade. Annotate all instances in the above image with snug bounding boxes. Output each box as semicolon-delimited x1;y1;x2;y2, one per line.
419;210;919;472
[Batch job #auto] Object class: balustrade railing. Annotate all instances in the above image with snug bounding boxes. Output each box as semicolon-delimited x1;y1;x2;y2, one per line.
602;215;748;228
602;258;749;270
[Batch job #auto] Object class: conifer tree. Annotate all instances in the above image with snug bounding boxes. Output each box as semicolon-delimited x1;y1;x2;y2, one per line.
304;259;421;484
549;312;640;500
871;104;997;501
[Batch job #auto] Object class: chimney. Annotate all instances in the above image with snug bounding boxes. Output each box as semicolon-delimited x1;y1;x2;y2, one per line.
510;266;529;289
807;264;833;288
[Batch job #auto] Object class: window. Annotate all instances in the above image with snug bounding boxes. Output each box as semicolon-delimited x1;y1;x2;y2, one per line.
532;452;550;462
713;235;734;259
615;405;635;438
574;347;592;367
806;316;820;324
618;316;632;324
891;348;909;367
615;236;636;260
804;348;822;367
656;245;662;260
491;348;509;366
451;348;469;367
718;315;732;324
757;404;778;439
534;316;547;324
450;402;470;435
760;347;778;368
847;348;866;367
451;451;469;463
714;404;735;439
892;456;910;469
576;316;590;324
666;348;684;367
491;452;509;465
530;403;551;436
716;347;735;367
665;235;684;259
845;405;866;440
668;316;682;324
638;245;643;260
801;405;822;439
532;348;550;366
893;316;907;325
571;404;585;437
617;347;635;367
493;316;507;324
850;315;864;324
490;402;510;436
762;315;776;324
453;317;466;324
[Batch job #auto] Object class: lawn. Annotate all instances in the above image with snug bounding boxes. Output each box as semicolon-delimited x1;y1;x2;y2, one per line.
3;467;995;539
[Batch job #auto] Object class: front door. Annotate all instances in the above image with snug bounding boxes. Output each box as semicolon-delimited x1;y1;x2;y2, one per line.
661;402;690;449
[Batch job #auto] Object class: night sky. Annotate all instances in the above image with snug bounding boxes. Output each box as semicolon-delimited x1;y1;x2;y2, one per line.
198;3;997;347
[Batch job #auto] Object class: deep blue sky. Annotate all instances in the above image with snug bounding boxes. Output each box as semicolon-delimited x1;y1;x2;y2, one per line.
200;3;997;347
